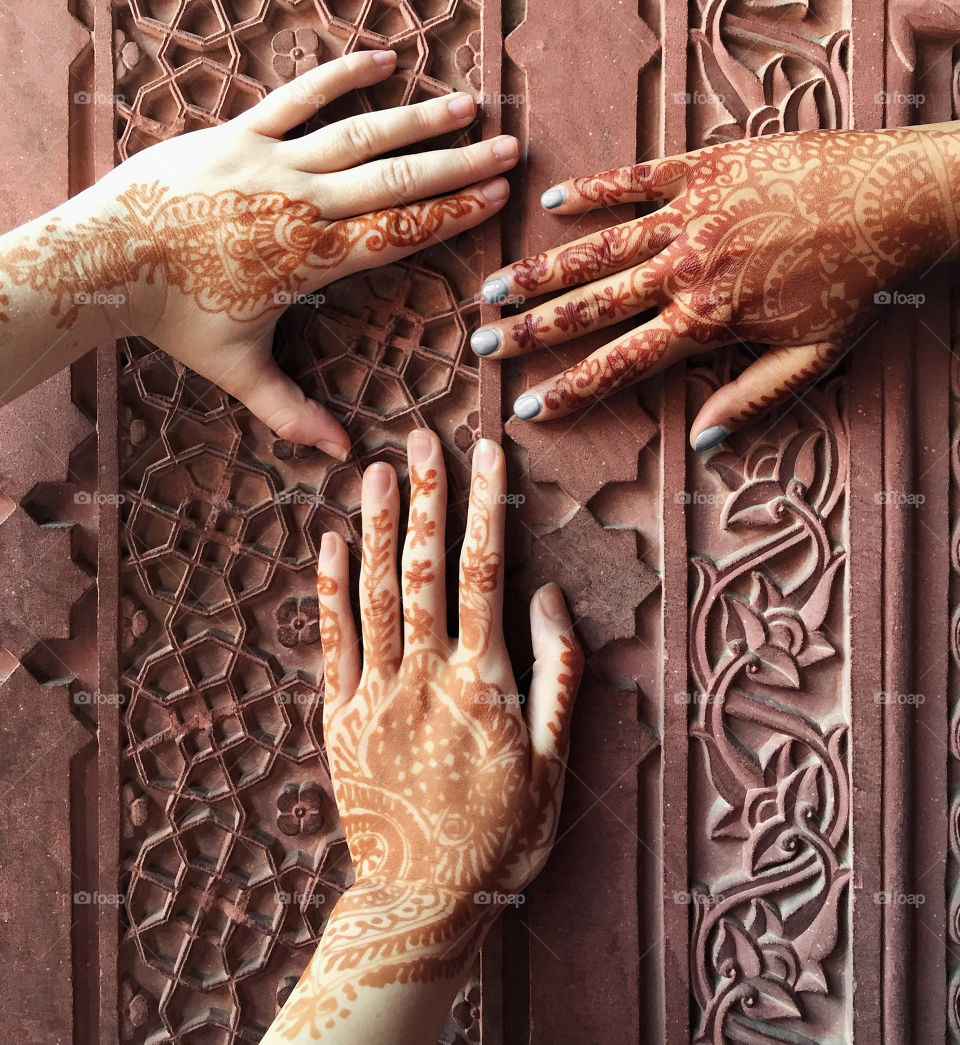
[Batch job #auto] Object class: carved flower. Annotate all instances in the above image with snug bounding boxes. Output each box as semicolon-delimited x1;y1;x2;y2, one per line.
276;596;320;647
272;28;323;81
454;410;481;453
120;594;150;651
455;30;482;92
113;30;142;82
277;780;324;835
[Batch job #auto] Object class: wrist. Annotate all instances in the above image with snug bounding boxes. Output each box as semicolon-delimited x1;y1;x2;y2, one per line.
55;179;166;342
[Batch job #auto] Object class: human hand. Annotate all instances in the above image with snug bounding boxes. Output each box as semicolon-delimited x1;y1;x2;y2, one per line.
472;127;960;449
265;430;582;1043
47;50;517;458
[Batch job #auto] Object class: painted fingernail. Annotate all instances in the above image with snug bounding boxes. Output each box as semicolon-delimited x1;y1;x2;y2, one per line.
319;531;337;561
371;50;396;66
473;437;498;473
408;428;432;464
448;93;475;119
492;135;519;160
539;582;568;622
471;328;501;356
541;187;565;209
481;178;510;203
316;439;350;461
693;425;728;453
364;461;393;498
481;277;510;303
513;393;543;420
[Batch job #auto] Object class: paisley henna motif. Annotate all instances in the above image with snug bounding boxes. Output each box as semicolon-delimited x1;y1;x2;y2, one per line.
0;182;485;329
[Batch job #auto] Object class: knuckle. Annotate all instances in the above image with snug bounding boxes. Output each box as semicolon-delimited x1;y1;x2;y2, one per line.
381;156;417;200
342;116;380;158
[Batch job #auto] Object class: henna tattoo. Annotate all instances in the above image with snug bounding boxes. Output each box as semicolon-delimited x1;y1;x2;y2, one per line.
407;508;435;548
279;453;582;1040
504;128;960;413
0;182;485;328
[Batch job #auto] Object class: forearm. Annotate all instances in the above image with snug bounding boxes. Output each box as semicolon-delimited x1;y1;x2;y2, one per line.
0;184;139;403
262;878;490;1045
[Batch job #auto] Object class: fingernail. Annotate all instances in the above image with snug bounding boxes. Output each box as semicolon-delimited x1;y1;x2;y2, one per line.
481;277;510;303
316;439;350;461
539;582;568;621
513;392;543;420
541;187;565;209
473;438;498;473
408;428;432;464
371;50;396;66
447;93;475;119
364;462;393;498
471;328;501;356
481;179;509;203
492;135;519;161
319;531;337;562
693;425;728;453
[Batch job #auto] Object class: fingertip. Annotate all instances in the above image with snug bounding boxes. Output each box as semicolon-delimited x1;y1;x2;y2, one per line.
481;275;511;303
369;49;397;69
480;177;511;204
363;460;396;499
540;186;566;210
513;392;543;420
691;424;729;453
318;530;341;565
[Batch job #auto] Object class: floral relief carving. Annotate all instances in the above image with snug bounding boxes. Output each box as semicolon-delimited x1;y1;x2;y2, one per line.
687;373;849;1041
277;780;325;835
271;27;323;80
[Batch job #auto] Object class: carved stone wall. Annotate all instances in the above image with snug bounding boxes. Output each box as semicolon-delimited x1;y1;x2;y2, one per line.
0;0;959;1042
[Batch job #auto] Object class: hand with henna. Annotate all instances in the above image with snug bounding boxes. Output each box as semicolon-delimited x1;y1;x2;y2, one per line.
0;50;518;459
472;126;960;450
261;430;583;1044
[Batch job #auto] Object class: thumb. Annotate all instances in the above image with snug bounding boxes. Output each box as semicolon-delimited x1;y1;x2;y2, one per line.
222;344;351;460
690;341;844;452
525;583;584;768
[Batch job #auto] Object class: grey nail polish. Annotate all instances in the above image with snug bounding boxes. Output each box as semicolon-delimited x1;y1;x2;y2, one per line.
471;328;502;356
481;277;510;304
513;393;543;420
541;187;565;210
693;425;728;453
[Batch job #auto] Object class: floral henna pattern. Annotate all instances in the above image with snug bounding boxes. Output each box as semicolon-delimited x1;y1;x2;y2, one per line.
506;129;960;414
0;182;485;329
